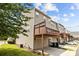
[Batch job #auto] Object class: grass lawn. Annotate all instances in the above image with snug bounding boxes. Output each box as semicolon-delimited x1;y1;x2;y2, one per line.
0;44;39;56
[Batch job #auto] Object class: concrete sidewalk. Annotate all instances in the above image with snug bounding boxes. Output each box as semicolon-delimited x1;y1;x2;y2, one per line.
0;41;7;45
59;45;78;56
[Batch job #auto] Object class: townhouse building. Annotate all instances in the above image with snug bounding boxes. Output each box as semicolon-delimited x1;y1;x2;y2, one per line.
34;9;60;49
16;8;72;50
70;32;79;40
65;29;74;42
57;23;66;44
57;23;74;44
65;29;71;42
16;8;60;50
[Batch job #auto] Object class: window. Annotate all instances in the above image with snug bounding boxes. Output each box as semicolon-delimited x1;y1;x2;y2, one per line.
43;16;46;19
35;12;39;16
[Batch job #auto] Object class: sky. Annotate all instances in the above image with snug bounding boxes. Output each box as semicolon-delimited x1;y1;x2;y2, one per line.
33;3;79;32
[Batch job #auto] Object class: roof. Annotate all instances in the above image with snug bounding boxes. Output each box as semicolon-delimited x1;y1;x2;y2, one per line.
35;8;51;19
58;23;64;27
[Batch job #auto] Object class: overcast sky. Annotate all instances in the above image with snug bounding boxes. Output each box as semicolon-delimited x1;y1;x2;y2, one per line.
33;3;79;32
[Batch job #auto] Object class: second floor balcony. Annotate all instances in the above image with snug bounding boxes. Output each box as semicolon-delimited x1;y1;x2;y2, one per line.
34;21;59;36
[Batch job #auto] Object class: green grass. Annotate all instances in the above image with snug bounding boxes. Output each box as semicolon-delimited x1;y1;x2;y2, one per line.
0;44;39;56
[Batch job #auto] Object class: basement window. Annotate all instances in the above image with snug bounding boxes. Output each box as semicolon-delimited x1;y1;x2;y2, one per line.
20;44;23;48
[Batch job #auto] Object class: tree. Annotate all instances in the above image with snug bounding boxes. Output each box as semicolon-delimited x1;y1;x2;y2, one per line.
0;3;33;39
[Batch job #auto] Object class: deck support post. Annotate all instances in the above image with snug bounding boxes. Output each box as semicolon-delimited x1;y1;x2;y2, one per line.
42;34;44;56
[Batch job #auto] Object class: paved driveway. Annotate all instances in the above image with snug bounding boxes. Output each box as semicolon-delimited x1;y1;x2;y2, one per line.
44;40;79;56
44;47;66;56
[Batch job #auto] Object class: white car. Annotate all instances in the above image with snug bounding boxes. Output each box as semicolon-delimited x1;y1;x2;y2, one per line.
66;42;74;45
7;37;15;44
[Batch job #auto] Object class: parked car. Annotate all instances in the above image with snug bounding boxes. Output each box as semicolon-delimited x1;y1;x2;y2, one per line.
49;42;59;47
7;37;15;44
66;42;74;45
